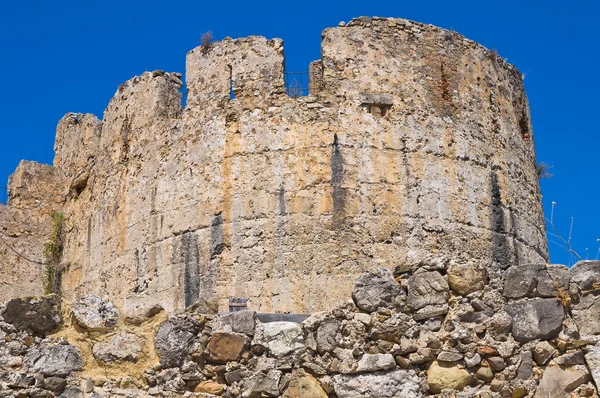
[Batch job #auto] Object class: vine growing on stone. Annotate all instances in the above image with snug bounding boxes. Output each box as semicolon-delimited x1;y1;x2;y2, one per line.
43;211;65;294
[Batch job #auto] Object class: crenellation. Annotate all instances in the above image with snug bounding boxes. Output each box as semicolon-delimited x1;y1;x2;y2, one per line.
186;36;285;111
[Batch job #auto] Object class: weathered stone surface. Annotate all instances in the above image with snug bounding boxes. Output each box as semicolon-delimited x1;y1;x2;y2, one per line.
60;386;83;398
370;312;417;343
71;295;119;332
194;381;225;395
44;376;67;392
27;344;83;376
487;356;506;371
503;264;542;299
584;343;600;389
207;332;247;363
154;316;199;368
486;311;513;338
122;294;163;325
244;369;281;397
572;294;600;335
282;369;327;398
475;365;493;383
464;353;481;368
427;361;473;393
447;262;486;295
516;351;533;380
333;370;421;398
255;322;305;358
437;351;463;363
0;160;66;301
570;261;600;292
215;310;256;336
533;341;556;365
355;354;396;373
506;298;565;343
187;296;219;314
2;296;61;334
503;264;570;299
0;371;35;388
533;365;590;398
92;331;144;363
407;271;449;311
352;268;404;312
316;319;341;353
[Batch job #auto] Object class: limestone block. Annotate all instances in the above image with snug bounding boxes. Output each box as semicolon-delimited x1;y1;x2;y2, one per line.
282;369;327;398
244;369;281;397
254;322;305;358
207;332;248;364
194;380;225;395
316;319;341;353
573;294;600;336
214;310;256;336
571;261;600;292
584;343;600;389
503;263;569;299
154;315;200;368
427;361;473;393
2;296;61;335
123;293;164;325
352;268;405;312
516;351;533;380
447;262;486;296
355;354;396;373
533;364;590;398
370;312;417;343
407;271;449;311
333;369;421;398
437;351;463;363
506;298;564;343
92;331;144;363
533;341;556;365
27;345;83;377
71;295;119;332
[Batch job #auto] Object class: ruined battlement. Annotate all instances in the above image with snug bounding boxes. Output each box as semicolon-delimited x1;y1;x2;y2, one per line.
0;17;547;314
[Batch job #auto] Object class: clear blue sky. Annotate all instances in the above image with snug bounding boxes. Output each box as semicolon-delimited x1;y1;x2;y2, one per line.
0;0;597;265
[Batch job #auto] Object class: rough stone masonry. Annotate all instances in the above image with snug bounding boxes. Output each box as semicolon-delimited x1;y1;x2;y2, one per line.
0;16;547;315
1;261;600;397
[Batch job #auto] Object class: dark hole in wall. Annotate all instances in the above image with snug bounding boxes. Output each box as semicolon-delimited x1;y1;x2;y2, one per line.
331;133;346;225
120;114;132;164
182;231;200;308
519;109;531;141
72;176;88;198
489;170;513;269
210;213;227;259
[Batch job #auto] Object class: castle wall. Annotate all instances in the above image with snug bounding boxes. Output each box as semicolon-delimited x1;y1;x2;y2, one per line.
0;17;548;312
0;161;65;298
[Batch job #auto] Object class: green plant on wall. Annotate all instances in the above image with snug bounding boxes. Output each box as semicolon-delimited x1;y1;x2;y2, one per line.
43;211;64;294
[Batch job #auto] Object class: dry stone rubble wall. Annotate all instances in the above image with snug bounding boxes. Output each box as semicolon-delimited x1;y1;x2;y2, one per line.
0;261;599;397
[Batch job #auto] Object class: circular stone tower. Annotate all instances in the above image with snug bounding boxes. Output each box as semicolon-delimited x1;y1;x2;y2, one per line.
50;17;547;313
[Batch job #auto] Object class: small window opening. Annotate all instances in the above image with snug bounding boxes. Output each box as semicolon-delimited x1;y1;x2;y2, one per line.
228;65;236;100
360;93;393;117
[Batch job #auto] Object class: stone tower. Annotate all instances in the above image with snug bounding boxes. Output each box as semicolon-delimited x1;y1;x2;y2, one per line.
0;17;547;313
